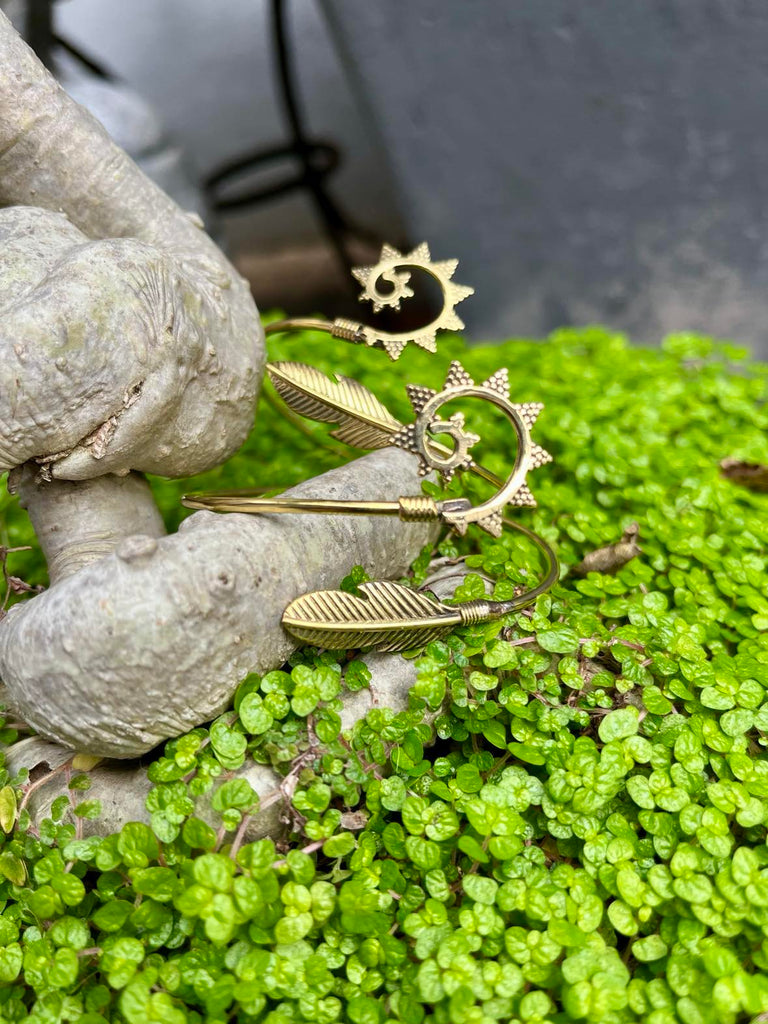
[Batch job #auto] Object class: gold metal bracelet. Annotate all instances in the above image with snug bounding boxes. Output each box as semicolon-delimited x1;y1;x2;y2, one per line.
183;363;559;652
183;360;551;537
181;246;560;652
280;516;559;653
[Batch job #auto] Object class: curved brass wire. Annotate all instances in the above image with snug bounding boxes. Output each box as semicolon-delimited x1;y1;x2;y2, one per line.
183;358;560;618
265;349;503;487
498;516;560;609
277;514;559;652
265;318;336;338
179;497;559;624
263;243;473;359
191;269;559;649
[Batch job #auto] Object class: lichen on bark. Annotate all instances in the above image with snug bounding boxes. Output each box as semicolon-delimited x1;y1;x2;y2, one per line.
0;12;438;760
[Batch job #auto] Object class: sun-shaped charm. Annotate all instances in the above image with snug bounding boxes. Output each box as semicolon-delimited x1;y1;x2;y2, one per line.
392;404;481;483
352;243;415;311
390;361;553;535
349;243;475;359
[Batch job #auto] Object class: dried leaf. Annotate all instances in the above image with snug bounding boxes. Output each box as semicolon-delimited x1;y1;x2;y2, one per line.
7;576;37;594
574;523;641;576
719;458;768;492
339;811;369;831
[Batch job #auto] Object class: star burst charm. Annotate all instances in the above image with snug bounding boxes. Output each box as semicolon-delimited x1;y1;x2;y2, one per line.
391;361;553;535
350;243;474;359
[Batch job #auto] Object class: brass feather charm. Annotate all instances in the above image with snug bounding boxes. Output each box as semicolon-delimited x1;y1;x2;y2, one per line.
267;362;401;450
266;360;502;490
280;572;559;653
282;580;464;653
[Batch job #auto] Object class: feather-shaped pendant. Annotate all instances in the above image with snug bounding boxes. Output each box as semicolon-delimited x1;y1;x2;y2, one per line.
267;362;401;450
266;359;503;491
282;580;465;653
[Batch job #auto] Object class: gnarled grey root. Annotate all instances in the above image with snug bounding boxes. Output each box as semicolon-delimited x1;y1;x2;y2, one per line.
8;468;166;585
0;13;263;479
0;449;438;757
5;737;284;844
5;651;430;842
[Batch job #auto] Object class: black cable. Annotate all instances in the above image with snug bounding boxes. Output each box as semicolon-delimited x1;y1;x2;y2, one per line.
271;0;354;275
24;0;116;80
25;0;54;69
205;141;339;212
52;33;116;82
203;0;388;282
42;0;390;281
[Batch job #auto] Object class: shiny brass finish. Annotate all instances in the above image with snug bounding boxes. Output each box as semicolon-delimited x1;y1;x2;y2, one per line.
265;242;474;360
390;360;552;537
397;495;441;521
282;580;464;652
267;361;400;450
181;244;561;653
282;522;559;653
182;358;559;651
182;494;402;517
184;361;552;540
266;360;501;487
183;492;447;524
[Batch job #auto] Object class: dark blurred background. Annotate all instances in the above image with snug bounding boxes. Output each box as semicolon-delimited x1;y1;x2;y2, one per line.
6;0;768;355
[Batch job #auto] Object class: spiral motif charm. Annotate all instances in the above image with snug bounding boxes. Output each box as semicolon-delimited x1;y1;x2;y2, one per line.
349;243;475;359
390;361;552;537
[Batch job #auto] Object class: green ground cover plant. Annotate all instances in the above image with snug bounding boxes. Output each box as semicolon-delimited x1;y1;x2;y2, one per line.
0;326;766;1024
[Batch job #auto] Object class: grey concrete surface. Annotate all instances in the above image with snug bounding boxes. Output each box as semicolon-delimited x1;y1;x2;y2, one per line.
39;1;768;355
56;0;405;253
323;1;768;355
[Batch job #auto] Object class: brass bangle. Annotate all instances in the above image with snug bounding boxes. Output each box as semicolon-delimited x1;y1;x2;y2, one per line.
181;243;561;652
185;359;552;540
281;518;559;653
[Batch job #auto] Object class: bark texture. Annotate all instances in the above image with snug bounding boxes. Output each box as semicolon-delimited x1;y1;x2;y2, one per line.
8;467;166;584
0;14;263;479
0;449;437;757
0;15;439;770
5;650;427;842
3;564;466;840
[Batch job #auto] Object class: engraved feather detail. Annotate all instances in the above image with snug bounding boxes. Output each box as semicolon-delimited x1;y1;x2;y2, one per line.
282;580;464;652
267;361;402;449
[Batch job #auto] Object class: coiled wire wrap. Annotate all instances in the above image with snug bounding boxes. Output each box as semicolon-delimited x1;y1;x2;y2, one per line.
331;318;368;344
457;601;494;625
398;495;441;521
